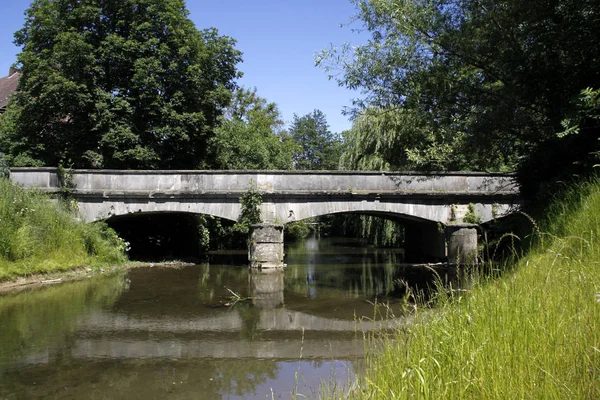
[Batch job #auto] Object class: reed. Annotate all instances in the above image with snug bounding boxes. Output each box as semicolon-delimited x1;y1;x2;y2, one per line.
0;178;127;280
342;178;600;399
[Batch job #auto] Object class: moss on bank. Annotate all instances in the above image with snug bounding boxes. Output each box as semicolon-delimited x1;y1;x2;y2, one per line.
0;178;127;281
344;179;600;399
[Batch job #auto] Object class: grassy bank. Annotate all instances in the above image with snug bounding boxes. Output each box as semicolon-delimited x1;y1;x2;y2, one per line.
346;179;600;399
0;178;127;281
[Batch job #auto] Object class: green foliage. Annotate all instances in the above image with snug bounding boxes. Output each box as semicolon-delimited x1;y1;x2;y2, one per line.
321;214;403;248
448;205;457;222
285;220;312;241
463;203;481;225
0;178;127;280
232;186;263;234
0;0;241;169
56;160;78;211
211;88;295;170
0;152;8;178
290;110;343;170
346;178;600;399
491;203;499;220
339;106;478;171
320;0;600;176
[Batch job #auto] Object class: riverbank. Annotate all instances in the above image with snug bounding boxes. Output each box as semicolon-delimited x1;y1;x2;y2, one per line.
344;179;600;399
0;261;196;294
0;177;128;282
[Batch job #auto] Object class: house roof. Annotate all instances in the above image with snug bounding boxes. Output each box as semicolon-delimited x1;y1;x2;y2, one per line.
0;69;21;113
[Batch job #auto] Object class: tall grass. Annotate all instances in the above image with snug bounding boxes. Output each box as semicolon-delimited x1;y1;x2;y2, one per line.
0;178;127;281
345;178;600;399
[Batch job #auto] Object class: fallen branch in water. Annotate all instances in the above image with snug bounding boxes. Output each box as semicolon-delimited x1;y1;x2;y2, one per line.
41;278;63;284
224;286;252;306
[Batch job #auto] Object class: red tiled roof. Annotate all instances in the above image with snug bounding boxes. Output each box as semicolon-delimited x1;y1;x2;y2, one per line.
0;70;21;112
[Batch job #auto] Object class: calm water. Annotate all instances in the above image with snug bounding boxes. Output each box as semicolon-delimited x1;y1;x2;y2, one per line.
0;238;444;399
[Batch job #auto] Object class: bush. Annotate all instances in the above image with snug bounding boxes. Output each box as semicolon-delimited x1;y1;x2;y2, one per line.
285;221;312;241
0;177;127;280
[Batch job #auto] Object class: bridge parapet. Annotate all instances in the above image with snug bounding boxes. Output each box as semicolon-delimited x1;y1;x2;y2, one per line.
9;168;518;196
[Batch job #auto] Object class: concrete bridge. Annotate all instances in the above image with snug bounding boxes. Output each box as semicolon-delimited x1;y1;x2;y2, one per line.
9;168;520;266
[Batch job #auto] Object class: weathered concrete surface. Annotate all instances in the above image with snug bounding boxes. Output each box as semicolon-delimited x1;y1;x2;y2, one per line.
9;168;520;225
10;168;517;193
248;224;285;269
446;225;479;264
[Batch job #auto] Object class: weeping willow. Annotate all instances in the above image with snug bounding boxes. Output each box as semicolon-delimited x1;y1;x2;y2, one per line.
323;214;404;248
339;106;516;171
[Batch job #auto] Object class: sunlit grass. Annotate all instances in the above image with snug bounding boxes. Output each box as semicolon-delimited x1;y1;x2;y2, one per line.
0;177;128;281
336;178;600;399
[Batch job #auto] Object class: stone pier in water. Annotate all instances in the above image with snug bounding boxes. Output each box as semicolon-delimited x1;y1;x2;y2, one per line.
248;224;285;269
446;224;479;264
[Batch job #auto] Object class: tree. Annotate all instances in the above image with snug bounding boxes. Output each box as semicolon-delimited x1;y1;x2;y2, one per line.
210;88;295;170
289;110;342;170
318;0;600;179
0;0;242;169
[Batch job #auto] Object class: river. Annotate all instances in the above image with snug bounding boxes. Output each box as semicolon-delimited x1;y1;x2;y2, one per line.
0;237;446;399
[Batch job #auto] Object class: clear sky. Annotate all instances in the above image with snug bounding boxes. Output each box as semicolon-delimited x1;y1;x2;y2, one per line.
0;0;365;133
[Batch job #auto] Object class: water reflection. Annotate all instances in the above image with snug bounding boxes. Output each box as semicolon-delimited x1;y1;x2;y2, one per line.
0;237;446;399
0;274;127;368
249;269;284;309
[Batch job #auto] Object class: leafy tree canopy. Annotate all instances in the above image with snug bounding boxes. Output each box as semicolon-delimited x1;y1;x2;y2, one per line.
319;0;600;175
210;88;295;170
289;110;343;170
0;0;242;169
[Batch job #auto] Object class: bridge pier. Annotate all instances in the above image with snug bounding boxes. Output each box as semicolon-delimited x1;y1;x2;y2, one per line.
248;224;285;269
446;224;478;264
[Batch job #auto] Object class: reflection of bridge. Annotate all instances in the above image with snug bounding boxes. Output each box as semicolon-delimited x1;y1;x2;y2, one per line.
75;309;397;333
68;309;397;361
10;168;520;263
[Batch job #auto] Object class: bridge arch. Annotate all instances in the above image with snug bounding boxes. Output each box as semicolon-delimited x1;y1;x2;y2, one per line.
272;199;500;226
78;197;241;223
273;199;452;225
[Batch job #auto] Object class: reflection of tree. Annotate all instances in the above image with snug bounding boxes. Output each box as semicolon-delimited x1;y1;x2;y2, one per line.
237;302;262;341
0;358;280;399
109;264;250;318
285;238;439;301
284;260;400;299
0;273;126;365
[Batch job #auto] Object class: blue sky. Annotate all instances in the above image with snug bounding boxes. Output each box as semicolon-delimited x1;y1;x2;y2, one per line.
0;0;365;133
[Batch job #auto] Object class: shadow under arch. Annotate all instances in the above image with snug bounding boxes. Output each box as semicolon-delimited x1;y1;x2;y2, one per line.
104;210;236;261
286;210;447;263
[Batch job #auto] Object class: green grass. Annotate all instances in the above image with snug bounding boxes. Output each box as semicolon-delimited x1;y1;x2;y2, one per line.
342;178;600;399
0;177;128;281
